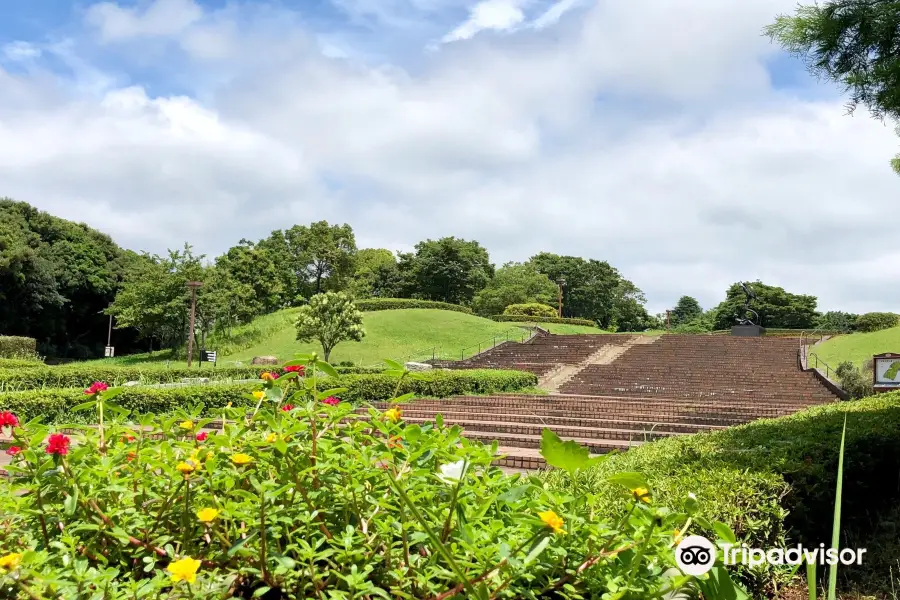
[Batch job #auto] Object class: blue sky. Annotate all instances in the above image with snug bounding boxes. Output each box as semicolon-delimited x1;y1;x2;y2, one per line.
1;0;898;314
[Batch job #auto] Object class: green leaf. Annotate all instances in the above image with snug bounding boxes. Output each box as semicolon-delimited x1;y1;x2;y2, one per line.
276;372;298;384
539;428;603;474
523;535;551;565
317;387;347;400
383;359;405;371
807;560;817;600
404;424;422;443
253;587;271;597
317;361;339;378
498;484;531;504
607;472;649;491
828;414;848;600
70;401;96;413
388;392;415;404
713;521;737;545
227;532;258;556
435;413;443;428
64;491;78;516
100;387;124;402
103;401;130;416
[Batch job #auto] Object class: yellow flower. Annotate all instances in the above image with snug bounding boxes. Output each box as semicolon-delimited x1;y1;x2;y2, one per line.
231;453;253;465
260;372;276;382
266;433;278;443
176;460;197;474
538;510;565;535
384;407;402;422
167;556;201;584
226;402;233;408
179;420;194;430
252;390;265;401
196;508;220;523
631;487;651;504
0;553;22;571
673;528;683;543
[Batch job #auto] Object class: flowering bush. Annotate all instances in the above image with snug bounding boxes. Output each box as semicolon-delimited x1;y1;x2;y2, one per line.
0;355;747;598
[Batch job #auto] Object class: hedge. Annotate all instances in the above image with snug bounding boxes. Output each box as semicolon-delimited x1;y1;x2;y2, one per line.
502;303;558;318
0;369;537;424
855;312;899;333
0;364;386;391
354;298;473;314
0;358;45;369
0;336;37;359
490;315;599;327
544;393;900;593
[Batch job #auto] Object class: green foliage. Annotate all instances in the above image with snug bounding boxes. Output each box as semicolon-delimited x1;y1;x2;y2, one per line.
402;237;494;305
0;336;38;359
472;262;558;316
353;298;473;314
263;221;357;297
817;311;859;333
294;292;365;361
669;296;703;326
203;308;303;357
0;360;745;599
854;311;899;333
0;358;44;369
544;393;900;594
347;248;403;299
834;361;873;399
765;1;900;173
711;281;819;330
527;253;651;331
0;369;537;423
502;302;558;318
490;315;598;327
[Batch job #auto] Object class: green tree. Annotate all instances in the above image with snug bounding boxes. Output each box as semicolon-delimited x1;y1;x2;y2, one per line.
294;292;365;361
472;262;558;316
817;310;859;332
348;249;403;298
406;237;494;305
262;221;357;297
765;1;900;173
711;281;819;330
214;240;286;319
670;296;703;326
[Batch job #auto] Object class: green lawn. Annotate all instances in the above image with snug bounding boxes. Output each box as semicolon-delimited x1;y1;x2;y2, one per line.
809;327;900;368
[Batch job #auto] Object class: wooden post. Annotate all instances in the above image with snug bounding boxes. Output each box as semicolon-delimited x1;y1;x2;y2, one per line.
666;310;671;332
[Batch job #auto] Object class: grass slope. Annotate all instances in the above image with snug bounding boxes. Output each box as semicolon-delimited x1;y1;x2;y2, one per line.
811;326;900;368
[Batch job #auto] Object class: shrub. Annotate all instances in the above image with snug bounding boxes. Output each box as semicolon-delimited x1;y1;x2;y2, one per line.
835;361;873;399
0;336;37;359
0;365;385;392
0;361;745;598
0;358;44;369
502;302;558;318
354;298;473;314
0;369;538;423
855;311;899;332
294;292;365;362
490;315;598;327
544;393;900;593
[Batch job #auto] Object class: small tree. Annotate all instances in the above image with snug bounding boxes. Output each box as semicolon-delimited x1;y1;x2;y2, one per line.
670;296;703;326
295;292;365;362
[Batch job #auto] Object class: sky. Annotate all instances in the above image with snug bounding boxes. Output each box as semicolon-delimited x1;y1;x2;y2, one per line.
1;0;898;315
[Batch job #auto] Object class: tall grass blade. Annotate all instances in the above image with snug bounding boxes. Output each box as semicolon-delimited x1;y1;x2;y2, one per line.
806;560;816;600
827;413;848;600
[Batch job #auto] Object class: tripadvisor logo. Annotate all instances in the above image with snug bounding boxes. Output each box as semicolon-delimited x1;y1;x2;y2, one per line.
675;536;867;576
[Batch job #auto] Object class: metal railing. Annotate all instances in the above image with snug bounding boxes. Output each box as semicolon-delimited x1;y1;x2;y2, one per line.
806;351;838;381
455;326;540;362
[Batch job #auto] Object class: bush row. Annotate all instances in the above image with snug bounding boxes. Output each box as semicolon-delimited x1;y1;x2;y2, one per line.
490;315;599;327
0;364;386;391
502;302;558;318
855;311;899;333
0;357;45;369
544;393;900;593
354;298;473;314
0;369;538;423
0;335;37;359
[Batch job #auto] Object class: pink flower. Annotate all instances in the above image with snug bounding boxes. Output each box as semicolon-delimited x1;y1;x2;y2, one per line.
46;434;71;456
284;365;305;374
5;446;22;456
0;412;18;428
195;432;208;442
322;396;340;406
280;404;295;412
84;382;109;395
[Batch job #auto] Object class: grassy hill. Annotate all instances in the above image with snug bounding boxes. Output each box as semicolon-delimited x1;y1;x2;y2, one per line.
228;309;606;365
810;327;900;368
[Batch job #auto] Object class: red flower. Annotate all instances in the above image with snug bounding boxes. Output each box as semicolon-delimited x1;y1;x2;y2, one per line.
195;432;208;442
122;435;135;443
5;446;22;456
126;451;136;462
84;382;109;395
46;433;71;456
284;365;305;374
280;404;295;412
322;396;340;406
0;412;18;428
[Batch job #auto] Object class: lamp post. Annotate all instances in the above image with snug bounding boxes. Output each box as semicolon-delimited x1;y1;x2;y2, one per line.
666;310;671;332
186;281;203;367
556;277;566;318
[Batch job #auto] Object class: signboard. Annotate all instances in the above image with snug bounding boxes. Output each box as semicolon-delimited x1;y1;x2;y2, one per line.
873;353;900;391
104;346;115;358
200;350;217;366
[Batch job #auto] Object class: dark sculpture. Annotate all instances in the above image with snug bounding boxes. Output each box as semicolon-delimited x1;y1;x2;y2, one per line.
734;282;759;326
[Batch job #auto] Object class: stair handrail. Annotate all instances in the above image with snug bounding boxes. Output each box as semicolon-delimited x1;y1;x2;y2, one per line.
806;351;838;381
455;326;540;362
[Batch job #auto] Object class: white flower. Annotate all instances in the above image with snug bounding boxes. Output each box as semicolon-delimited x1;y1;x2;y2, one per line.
438;460;467;485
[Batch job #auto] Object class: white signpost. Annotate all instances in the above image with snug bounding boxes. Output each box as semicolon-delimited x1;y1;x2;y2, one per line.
104;346;115;358
873;353;900;393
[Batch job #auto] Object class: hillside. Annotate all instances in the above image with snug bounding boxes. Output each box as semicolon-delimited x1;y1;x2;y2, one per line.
228;309;603;365
810;327;900;368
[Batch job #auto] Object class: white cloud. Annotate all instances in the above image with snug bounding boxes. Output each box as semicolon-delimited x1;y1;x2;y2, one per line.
2;0;899;316
442;0;527;42
85;0;203;41
531;0;582;29
3;41;42;61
